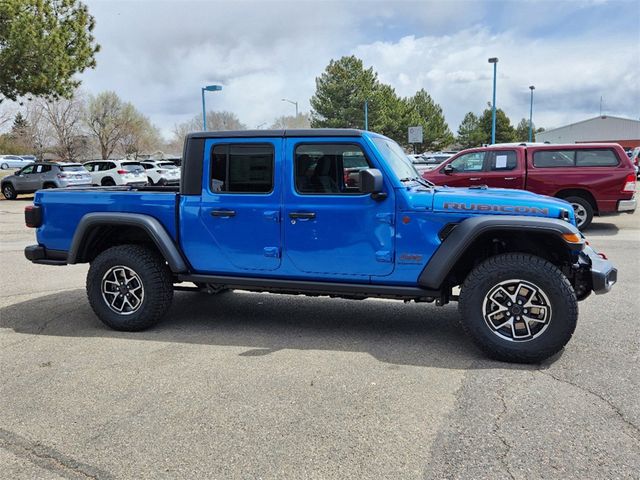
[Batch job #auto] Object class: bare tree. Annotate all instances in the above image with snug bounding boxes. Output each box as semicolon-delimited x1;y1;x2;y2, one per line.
270;113;311;129
0;102;15;132
169;110;247;153
120;109;161;159
25;101;53;160
86;91;137;159
40;93;87;161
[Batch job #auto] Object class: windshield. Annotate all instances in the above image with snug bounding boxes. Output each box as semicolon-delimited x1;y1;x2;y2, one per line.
371;137;419;181
158;162;178;169
61;165;87;172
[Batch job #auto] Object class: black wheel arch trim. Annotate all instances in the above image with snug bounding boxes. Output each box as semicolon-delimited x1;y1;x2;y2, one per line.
67;212;189;273
418;215;583;290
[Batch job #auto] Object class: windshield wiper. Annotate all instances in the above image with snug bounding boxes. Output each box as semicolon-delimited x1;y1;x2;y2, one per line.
400;176;434;188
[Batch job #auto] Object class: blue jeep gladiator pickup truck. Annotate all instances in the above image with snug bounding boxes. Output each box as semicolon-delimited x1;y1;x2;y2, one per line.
24;129;617;363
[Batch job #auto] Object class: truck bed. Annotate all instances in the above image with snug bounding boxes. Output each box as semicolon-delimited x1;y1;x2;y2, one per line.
34;186;179;252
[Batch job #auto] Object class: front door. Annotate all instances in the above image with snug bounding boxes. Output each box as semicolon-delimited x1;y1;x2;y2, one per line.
184;138;283;273
436;151;487;187
283;138;395;278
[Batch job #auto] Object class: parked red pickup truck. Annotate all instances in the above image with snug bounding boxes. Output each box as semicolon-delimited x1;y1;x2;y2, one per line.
422;143;637;229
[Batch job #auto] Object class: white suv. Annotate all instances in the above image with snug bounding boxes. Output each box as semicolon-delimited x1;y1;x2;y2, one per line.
140;160;181;186
83;160;148;186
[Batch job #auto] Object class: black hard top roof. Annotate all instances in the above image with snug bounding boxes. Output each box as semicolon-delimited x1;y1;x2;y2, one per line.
187;128;365;139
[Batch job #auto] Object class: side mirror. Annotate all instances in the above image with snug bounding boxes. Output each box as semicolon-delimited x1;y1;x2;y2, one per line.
359;168;383;194
443;164;455;175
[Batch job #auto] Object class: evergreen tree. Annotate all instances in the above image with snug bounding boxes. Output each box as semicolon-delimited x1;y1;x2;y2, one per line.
478;104;516;144
405;89;454;151
456;112;484;148
0;0;100;101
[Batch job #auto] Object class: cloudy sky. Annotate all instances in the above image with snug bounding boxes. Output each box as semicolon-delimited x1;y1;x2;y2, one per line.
80;0;640;138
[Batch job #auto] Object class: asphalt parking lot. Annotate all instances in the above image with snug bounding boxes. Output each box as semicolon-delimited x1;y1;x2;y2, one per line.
1;196;639;479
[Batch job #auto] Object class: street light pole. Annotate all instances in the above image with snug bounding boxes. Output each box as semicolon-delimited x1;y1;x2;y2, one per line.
529;85;535;143
364;99;368;130
201;84;223;130
488;57;499;144
281;98;298;117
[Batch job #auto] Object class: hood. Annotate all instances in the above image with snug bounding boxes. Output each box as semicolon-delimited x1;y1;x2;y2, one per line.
432;186;575;223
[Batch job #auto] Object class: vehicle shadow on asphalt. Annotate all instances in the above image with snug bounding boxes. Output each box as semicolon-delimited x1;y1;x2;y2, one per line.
584;222;619;236
0;289;545;371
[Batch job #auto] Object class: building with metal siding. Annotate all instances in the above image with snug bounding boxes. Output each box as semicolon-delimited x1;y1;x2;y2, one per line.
537;116;640;149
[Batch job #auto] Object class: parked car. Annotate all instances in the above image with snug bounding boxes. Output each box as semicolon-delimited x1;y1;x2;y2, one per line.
83;160;148;186
0;155;34;170
422;142;637;229
1;162;92;200
24;129;617;363
630;146;640;178
408;154;446;174
140;160;181;185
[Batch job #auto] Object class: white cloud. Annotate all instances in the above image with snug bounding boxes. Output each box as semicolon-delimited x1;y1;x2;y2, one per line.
76;0;639;139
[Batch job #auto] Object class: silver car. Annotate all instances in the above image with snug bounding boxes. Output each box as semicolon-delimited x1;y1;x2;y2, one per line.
0;155;34;170
1;162;92;200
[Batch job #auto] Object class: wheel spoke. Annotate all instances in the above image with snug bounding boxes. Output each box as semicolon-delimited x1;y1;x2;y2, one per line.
101;265;144;316
482;278;552;342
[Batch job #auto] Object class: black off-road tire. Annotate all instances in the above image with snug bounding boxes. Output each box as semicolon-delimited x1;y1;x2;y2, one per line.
2;183;17;200
87;245;173;331
564;195;593;230
458;253;578;363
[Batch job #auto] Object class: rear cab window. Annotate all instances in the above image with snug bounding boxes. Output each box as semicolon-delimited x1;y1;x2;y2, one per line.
533;148;620;168
211;144;274;193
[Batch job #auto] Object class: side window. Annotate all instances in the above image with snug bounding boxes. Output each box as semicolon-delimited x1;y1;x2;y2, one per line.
21;165;35;174
447;152;485;172
34;165;44;173
533;150;575;168
576;149;619;167
295;144;371;194
210;144;274;193
84;163;95;172
41;165;52;173
487;150;517;171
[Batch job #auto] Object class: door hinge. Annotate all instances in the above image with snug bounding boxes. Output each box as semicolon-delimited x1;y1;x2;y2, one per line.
376;213;394;225
263;210;280;222
263;247;281;258
375;250;394;263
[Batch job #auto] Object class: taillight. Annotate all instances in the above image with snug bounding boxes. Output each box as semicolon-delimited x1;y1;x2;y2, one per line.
117;169;128;174
622;173;636;193
24;205;42;228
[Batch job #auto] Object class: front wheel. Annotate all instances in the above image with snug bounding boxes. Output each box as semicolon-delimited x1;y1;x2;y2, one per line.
86;245;173;331
458;253;578;363
2;183;17;200
1;163;8;170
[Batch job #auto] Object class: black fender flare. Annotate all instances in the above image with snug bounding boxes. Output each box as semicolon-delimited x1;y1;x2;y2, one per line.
67;212;188;273
418;215;583;290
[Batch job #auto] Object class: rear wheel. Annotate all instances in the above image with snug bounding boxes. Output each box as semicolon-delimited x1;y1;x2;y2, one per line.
564;195;593;230
101;177;116;186
1;163;8;170
458;253;578;363
86;245;173;331
2;183;17;200
43;183;56;189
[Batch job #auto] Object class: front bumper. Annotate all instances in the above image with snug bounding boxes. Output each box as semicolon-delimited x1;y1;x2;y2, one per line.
579;245;617;295
618;198;636;212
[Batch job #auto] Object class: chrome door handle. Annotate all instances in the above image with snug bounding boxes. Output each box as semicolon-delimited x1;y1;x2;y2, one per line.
469;177;482;181
504;177;517;180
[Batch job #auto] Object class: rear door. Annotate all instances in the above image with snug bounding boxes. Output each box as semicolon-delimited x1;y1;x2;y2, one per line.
481;149;525;189
282;138;395;278
183;138;283;273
